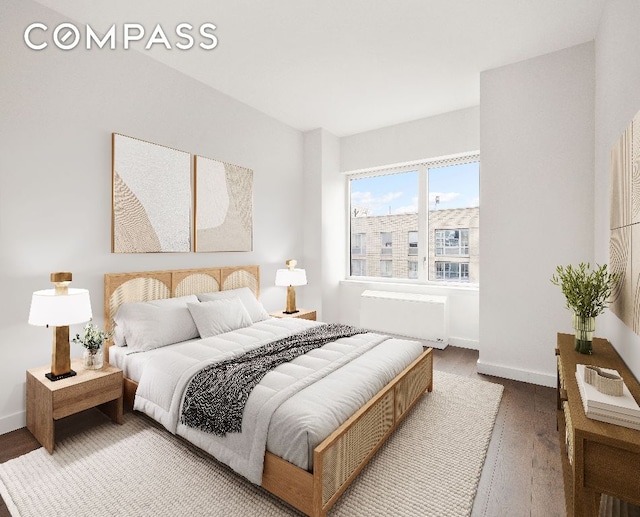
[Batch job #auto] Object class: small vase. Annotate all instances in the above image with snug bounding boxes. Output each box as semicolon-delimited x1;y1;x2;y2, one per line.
573;314;595;354
83;345;103;370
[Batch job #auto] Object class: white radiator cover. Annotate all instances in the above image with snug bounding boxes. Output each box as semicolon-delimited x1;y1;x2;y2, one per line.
360;290;449;347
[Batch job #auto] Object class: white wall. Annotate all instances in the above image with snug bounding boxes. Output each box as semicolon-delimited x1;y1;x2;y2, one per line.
0;0;305;434
303;129;343;323
337;107;481;347
341;106;480;172
479;42;595;386
595;0;640;379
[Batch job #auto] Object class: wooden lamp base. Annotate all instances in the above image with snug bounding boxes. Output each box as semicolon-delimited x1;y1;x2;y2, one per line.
283;286;299;314
46;323;77;382
46;273;76;382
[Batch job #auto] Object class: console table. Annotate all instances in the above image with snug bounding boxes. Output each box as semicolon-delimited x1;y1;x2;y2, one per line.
556;333;640;516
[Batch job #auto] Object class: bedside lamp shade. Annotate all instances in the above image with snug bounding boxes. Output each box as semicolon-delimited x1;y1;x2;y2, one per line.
28;288;92;327
274;268;307;288
28;272;92;381
275;260;307;314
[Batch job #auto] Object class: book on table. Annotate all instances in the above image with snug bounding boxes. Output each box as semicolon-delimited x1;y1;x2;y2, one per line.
575;364;640;430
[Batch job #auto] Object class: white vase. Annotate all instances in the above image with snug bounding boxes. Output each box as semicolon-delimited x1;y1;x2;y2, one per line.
83;345;103;369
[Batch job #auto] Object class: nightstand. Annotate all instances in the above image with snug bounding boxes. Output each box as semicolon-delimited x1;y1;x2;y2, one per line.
26;358;123;453
269;309;317;321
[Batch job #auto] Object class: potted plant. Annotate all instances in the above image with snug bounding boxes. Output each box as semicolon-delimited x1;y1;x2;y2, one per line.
551;263;618;354
72;322;113;369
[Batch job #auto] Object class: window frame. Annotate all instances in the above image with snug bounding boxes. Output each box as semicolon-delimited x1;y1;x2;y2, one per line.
435;261;470;282
380;259;393;277
346;151;479;286
408;260;418;279
351;232;366;256
408;231;418;256
351;258;367;276
435;228;469;257
380;232;393;255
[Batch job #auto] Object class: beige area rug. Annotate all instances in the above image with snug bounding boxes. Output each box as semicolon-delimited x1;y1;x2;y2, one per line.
0;371;503;517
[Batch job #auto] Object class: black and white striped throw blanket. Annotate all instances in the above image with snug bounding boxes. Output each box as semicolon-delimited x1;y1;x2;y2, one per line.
180;323;364;436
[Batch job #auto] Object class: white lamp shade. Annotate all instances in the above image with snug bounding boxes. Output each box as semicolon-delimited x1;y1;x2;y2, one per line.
28;288;92;327
275;268;307;287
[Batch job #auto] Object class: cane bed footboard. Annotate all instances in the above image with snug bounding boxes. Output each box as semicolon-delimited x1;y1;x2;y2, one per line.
273;348;433;517
104;266;433;517
118;347;433;517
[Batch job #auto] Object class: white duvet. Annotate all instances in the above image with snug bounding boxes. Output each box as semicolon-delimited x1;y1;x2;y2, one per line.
127;318;424;485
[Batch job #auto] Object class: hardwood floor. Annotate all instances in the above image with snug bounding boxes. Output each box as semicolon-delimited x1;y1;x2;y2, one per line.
0;347;565;517
431;347;565;517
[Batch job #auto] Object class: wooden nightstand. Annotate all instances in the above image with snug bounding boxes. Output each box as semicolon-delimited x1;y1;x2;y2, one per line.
270;309;317;321
26;358;123;453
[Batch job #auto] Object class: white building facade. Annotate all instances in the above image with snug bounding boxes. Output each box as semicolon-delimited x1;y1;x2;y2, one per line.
350;206;479;283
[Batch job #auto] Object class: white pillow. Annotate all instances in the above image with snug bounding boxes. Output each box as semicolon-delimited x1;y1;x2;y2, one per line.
197;287;269;324
187;298;252;338
114;295;200;351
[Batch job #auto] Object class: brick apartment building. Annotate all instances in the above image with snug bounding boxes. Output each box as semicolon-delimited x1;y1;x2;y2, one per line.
350;206;479;283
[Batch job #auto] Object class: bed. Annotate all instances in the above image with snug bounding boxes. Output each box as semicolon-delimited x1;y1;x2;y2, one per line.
104;265;433;517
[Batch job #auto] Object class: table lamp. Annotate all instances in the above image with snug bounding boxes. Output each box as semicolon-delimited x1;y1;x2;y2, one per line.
275;260;307;314
28;272;92;381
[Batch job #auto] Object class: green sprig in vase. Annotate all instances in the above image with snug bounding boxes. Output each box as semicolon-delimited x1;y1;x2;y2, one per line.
551;263;618;355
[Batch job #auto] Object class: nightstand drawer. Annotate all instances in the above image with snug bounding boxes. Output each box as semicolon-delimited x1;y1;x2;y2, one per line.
52;373;122;419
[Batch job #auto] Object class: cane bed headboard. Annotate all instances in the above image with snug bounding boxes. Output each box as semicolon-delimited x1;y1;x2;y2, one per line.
103;265;260;358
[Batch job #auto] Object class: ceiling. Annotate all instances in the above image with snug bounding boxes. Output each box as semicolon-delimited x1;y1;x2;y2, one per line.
34;0;606;137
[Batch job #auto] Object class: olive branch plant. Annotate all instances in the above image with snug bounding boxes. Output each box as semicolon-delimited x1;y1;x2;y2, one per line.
550;263;619;319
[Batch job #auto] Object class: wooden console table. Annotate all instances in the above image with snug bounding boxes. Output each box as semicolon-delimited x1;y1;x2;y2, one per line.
556;333;640;516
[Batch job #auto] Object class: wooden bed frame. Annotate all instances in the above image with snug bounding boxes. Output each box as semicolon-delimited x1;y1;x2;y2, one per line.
104;265;433;517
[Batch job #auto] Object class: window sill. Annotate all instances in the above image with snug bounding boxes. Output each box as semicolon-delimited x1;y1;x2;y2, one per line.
340;277;479;293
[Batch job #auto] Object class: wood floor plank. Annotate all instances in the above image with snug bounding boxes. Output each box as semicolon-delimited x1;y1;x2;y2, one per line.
472;393;509;516
0;428;39;464
531;405;565;517
476;379;540;516
534;384;558;415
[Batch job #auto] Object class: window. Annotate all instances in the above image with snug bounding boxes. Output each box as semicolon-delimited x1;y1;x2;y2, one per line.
351;233;366;256
380;260;393;277
381;232;393;255
435;229;469;256
351;259;367;276
435;262;469;281
348;153;479;283
408;231;418;256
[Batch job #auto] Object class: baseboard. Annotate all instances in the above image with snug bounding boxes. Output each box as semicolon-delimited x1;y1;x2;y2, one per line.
476;359;556;387
449;337;479;350
0;410;25;436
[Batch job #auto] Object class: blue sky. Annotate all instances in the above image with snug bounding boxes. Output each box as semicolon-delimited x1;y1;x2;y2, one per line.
350;162;479;216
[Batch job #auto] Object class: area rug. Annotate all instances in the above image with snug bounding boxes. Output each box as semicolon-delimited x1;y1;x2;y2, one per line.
0;371;503;517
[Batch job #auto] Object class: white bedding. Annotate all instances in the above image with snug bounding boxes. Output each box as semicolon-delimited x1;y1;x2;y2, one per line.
112;317;424;483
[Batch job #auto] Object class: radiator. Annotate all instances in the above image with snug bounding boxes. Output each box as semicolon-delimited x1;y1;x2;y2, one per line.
360;290;448;347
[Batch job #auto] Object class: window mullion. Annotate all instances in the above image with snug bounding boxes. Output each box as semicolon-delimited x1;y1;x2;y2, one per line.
418;165;428;282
